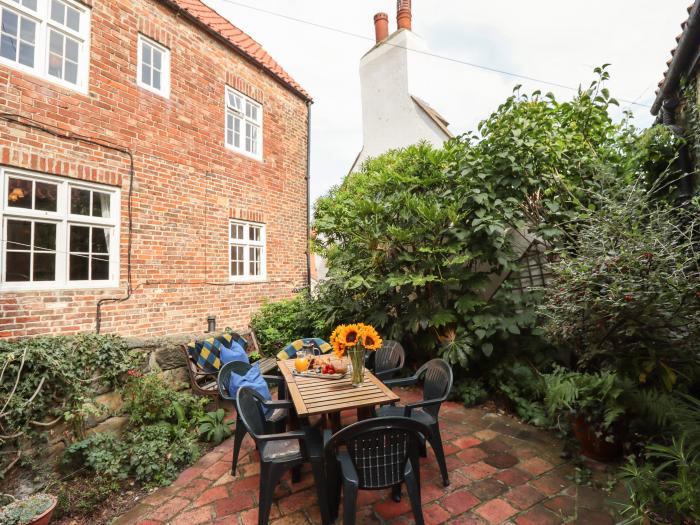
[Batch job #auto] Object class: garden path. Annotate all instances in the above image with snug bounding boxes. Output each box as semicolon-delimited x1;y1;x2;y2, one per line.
112;388;621;525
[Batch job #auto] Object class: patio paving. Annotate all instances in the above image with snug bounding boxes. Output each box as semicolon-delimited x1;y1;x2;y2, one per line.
112;388;620;525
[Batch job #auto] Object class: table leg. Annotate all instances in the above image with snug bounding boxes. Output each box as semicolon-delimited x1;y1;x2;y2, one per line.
357;407;374;420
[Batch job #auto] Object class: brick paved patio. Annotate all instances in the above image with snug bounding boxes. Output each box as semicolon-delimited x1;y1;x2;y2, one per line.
112;388;620;525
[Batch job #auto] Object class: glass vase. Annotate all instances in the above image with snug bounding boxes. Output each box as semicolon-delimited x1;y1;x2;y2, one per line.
348;346;366;387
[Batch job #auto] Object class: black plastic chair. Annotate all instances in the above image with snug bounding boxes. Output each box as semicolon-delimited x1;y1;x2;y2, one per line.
372;340;406;381
378;358;453;487
218;361;287;475
236;387;330;525
324;417;429;525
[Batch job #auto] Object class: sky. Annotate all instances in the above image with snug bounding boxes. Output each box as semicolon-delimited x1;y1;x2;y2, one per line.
206;0;691;205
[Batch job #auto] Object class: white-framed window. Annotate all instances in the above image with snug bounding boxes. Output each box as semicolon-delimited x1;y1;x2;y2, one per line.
229;220;265;282
137;34;169;97
225;86;262;160
0;0;90;92
0;167;120;291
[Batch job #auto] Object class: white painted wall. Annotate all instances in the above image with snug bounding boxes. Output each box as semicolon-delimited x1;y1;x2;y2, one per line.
353;29;451;171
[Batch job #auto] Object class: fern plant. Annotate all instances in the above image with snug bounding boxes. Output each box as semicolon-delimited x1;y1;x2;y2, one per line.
542;366;629;438
197;409;233;445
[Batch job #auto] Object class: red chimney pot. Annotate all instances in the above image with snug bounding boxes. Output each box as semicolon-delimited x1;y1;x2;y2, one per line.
374;12;389;43
397;0;412;30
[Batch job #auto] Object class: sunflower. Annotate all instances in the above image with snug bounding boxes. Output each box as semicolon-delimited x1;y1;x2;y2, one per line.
359;325;382;351
339;324;361;347
330;324;347;357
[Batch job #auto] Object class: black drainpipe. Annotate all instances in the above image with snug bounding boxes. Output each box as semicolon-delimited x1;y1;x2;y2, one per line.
661;98;695;201
306;100;312;290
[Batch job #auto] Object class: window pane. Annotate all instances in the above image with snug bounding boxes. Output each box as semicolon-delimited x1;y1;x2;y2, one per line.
50;0;65;25
69;225;89;252
65;37;78;62
233;118;240;147
18;40;32;66
226;114;233;145
70;187;90;215
142;43;151;65
7;219;30;250
6;251;30;281
91;255;109;280
2;9;18;38
19;16;34;43
152;69;160;90
0;33;16;62
92;228;109;253
65;5;79;31
35;181;57;211
64;59;77;84
69;254;88;280
49;29;62;54
249;247;260;275
34;222;56;251
249;226;260;242
33;252;55;281
48;51;62;77
153;48;161;69
92;191;110;217
23;0;37;10
141;62;151;86
7;177;32;208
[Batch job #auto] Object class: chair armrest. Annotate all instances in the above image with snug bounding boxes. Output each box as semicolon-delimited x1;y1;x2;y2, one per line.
257;430;307;443
383;375;419;388
262;374;285;386
337;452;359;484
375;366;403;381
403;398;443;416
260;399;294;410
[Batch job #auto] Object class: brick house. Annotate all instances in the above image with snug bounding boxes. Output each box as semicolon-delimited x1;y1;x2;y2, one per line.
0;0;312;338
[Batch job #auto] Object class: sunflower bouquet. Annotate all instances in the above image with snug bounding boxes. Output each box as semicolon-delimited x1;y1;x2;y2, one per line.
329;323;382;386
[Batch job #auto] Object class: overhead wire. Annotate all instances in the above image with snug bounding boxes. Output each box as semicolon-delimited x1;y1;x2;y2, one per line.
213;0;652;108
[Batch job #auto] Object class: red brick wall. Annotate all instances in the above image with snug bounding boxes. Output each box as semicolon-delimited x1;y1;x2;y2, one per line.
0;0;309;338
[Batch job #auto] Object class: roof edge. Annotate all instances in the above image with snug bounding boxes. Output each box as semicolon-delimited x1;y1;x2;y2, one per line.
652;1;700;115
411;95;454;138
159;0;312;103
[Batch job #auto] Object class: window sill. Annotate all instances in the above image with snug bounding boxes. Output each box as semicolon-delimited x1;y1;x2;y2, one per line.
0;57;89;95
228;277;268;284
224;143;263;163
0;281;121;293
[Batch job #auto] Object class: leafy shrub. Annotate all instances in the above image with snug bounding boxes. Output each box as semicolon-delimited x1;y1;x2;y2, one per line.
127;422;200;486
486;361;549;426
542;367;629;437
121;370;206;428
0;334;138;444
538;182;700;391
250;293;325;355
452;380;488;407
197;409;233;445
63;432;127;480
618;436;700;524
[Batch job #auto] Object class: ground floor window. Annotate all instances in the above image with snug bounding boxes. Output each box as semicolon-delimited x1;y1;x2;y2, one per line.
1;167;119;290
229;219;265;281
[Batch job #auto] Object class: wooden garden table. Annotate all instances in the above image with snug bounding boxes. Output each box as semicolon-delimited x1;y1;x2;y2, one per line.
278;359;400;419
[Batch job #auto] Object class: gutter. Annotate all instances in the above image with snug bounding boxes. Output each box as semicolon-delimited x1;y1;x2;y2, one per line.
651;1;700;115
160;0;312;103
306;100;312;289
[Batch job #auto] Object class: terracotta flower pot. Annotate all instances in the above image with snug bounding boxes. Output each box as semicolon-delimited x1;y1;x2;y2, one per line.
27;495;57;525
572;415;623;462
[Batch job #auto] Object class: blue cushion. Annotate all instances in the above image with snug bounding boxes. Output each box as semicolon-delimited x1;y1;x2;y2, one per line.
221;340;249;365
229;363;272;414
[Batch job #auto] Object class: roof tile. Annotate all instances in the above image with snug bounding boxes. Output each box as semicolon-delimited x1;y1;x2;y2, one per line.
165;0;310;100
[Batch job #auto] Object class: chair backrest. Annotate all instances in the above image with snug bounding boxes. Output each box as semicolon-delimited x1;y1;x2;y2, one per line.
217;360;253;398
184;334;236;374
325;417;429;490
374;340;406;376
276;338;332;360
236;386;268;440
416;359;453;418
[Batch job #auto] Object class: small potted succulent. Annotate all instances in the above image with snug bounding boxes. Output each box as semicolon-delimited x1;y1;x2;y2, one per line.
0;493;57;525
542;367;628;461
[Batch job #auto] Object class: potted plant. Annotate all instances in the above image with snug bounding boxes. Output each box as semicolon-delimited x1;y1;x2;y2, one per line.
542;367;628;461
0;493;57;525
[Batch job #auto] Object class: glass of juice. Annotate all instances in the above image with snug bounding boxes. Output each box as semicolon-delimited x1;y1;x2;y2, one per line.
295;349;310;373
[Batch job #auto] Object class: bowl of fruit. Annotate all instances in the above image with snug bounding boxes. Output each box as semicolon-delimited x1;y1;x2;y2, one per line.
293;356;348;379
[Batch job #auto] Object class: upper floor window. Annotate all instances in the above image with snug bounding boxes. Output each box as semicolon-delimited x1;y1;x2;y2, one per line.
229;220;265;281
1;167;120;291
137;34;169;97
225;86;262;159
0;0;90;91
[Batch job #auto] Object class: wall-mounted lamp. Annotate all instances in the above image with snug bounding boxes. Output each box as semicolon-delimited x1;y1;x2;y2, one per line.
207;316;216;333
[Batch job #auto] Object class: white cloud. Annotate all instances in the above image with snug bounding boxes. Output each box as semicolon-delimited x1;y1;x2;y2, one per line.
205;0;690;204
